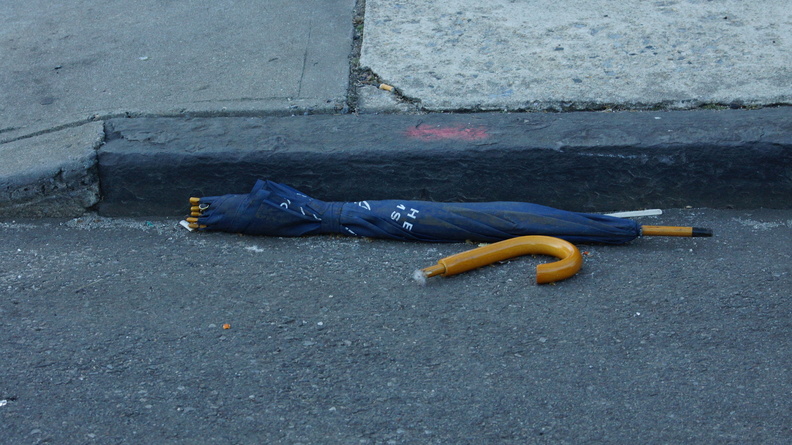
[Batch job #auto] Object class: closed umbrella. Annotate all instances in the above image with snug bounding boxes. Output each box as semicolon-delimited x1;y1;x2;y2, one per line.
185;180;711;244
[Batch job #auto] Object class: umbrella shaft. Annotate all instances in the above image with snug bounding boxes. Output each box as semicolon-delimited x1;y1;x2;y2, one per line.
641;225;713;237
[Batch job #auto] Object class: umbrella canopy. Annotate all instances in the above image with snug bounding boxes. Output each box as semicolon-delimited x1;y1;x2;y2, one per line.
187;180;644;244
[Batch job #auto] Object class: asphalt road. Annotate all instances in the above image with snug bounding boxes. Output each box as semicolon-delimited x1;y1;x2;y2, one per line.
2;208;791;444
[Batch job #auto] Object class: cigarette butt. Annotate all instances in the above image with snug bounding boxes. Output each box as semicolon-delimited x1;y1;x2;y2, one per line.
190;197;201;204
379;83;394;92
222;323;231;330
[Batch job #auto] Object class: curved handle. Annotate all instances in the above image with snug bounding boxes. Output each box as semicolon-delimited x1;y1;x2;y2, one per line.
419;235;583;284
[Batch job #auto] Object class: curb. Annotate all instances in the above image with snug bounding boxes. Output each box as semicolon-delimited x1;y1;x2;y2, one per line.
1;122;104;217
94;108;792;217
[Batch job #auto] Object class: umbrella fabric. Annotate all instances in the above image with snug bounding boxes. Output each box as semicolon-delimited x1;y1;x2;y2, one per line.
192;180;642;244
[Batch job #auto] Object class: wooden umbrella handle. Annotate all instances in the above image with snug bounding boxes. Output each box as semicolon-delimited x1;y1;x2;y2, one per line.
641;225;713;237
420;235;583;284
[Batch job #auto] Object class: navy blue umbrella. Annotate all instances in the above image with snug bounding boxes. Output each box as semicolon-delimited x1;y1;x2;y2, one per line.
186;180;711;244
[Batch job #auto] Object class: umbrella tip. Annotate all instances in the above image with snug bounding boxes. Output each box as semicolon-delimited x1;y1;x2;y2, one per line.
412;269;428;286
692;227;713;237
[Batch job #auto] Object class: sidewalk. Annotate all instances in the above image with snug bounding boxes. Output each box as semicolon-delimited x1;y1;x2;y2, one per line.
1;0;790;217
361;0;792;111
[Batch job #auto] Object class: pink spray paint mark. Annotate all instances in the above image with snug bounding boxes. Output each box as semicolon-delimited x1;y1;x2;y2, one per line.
405;125;489;141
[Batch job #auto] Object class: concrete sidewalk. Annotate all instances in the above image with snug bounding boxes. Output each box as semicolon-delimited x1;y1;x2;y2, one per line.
361;0;792;111
1;0;354;142
1;0;791;217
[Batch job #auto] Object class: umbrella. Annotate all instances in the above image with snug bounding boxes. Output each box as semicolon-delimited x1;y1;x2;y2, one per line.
185;179;712;245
